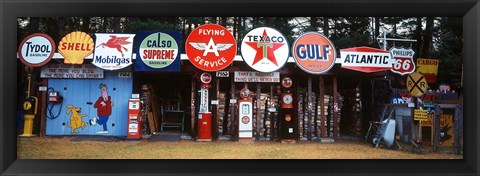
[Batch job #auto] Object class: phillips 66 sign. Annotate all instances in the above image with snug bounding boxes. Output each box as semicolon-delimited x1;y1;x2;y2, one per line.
389;47;416;75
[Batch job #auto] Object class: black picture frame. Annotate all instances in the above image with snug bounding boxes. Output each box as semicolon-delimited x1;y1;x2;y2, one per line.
1;0;478;175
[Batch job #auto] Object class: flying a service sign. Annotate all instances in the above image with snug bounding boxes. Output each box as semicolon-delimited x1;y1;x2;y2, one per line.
390;47;415;75
339;47;393;73
241;27;289;73
93;33;135;70
186;24;236;71
292;32;336;74
135;30;182;72
18;33;56;67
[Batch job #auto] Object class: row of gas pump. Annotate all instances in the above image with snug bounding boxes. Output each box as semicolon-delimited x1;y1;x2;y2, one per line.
127;73;298;142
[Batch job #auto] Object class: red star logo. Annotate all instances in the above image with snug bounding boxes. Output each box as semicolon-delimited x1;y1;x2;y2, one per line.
245;29;284;66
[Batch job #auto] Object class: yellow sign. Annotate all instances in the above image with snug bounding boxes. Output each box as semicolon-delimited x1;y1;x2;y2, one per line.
421;113;454;146
417;58;439;83
58;31;94;64
406;72;429;97
414;109;428;121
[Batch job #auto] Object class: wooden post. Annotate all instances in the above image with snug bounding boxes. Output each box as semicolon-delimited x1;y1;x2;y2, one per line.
191;75;196;137
230;77;236;139
333;77;338;139
307;76;312;140
270;84;274;141
319;76;326;138
256;83;261;141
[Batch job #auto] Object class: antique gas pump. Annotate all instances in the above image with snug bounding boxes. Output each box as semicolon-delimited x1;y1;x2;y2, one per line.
238;86;253;141
197;73;212;141
127;96;142;140
279;77;296;142
20;66;38;137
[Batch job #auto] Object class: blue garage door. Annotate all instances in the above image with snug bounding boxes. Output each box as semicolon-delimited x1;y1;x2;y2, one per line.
46;71;132;136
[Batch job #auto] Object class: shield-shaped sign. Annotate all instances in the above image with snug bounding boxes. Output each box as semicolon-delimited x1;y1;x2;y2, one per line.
390;47;416;75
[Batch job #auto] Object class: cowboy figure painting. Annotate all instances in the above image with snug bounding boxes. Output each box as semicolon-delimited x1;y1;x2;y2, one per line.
90;83;114;134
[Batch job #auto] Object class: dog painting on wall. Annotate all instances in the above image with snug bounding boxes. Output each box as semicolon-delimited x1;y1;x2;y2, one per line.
66;104;88;134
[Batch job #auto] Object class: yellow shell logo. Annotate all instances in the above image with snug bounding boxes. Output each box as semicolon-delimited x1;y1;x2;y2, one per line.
58;31;94;64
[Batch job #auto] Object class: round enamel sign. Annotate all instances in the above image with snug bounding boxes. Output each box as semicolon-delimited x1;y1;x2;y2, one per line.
282;77;292;88
241;27;289;73
18;33;56;67
186;24;237;71
139;32;179;69
292;32;336;74
200;72;212;84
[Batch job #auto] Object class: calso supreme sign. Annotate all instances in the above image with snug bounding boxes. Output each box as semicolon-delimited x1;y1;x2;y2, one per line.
389;47;416;75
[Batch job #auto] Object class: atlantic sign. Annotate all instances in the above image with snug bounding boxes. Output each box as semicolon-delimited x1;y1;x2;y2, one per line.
186;24;236;71
339;47;393;73
241;27;289;73
93;33;135;70
292;32;336;74
17;33;55;67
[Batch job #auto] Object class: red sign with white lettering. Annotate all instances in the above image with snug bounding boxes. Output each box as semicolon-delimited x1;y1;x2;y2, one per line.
186;24;237;71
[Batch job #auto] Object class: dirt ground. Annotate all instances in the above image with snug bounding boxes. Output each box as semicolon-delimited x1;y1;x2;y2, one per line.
16;136;463;159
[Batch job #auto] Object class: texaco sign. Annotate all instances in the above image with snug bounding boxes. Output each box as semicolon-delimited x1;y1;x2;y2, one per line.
240;27;289;73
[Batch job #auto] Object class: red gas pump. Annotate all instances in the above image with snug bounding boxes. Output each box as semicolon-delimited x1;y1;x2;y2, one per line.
238;87;253;141
197;73;212;141
280;77;296;142
127;98;142;140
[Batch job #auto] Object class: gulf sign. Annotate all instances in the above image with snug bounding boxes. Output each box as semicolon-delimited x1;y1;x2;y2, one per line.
241;27;289;73
292;32;336;74
18;33;55;67
186;24;236;71
58;31;94;64
339;47;393;73
93;33;135;70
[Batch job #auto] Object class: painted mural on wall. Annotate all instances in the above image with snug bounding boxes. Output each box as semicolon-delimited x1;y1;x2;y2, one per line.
89;83;114;134
65;104;89;134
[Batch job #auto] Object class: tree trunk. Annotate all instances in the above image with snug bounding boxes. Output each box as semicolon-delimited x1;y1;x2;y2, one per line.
221;17;227;26
102;17;107;32
82;17;91;33
375;17;380;44
27;17;40;34
323;17;329;37
113;17;121;33
415;17;423;58
310;17;318;31
422;17;434;58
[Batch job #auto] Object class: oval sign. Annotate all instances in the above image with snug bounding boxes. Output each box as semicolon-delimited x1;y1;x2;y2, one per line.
139;32;179;69
186;24;237;71
241;27;289;73
292;32;336;74
18;33;56;67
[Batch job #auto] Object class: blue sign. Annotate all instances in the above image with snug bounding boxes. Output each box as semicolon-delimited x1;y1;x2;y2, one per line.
135;30;182;72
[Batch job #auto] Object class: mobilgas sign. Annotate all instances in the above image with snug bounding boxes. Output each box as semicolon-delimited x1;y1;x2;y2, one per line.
292;32;336;74
135;30;182;72
390;47;416;75
18;33;55;67
339;47;393;73
93;33;135;70
186;24;237;72
241;27;289;73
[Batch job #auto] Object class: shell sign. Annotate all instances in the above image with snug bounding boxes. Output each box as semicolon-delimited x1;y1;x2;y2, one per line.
58;31;94;64
292;32;336;74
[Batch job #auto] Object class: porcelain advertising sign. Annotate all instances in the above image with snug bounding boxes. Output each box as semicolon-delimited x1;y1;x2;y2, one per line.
241;27;289;73
292;32;336;74
58;31;94;64
18;33;56;67
339;46;393;73
389;47;416;75
135;30;182;72
186;24;236;71
93;33;135;70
